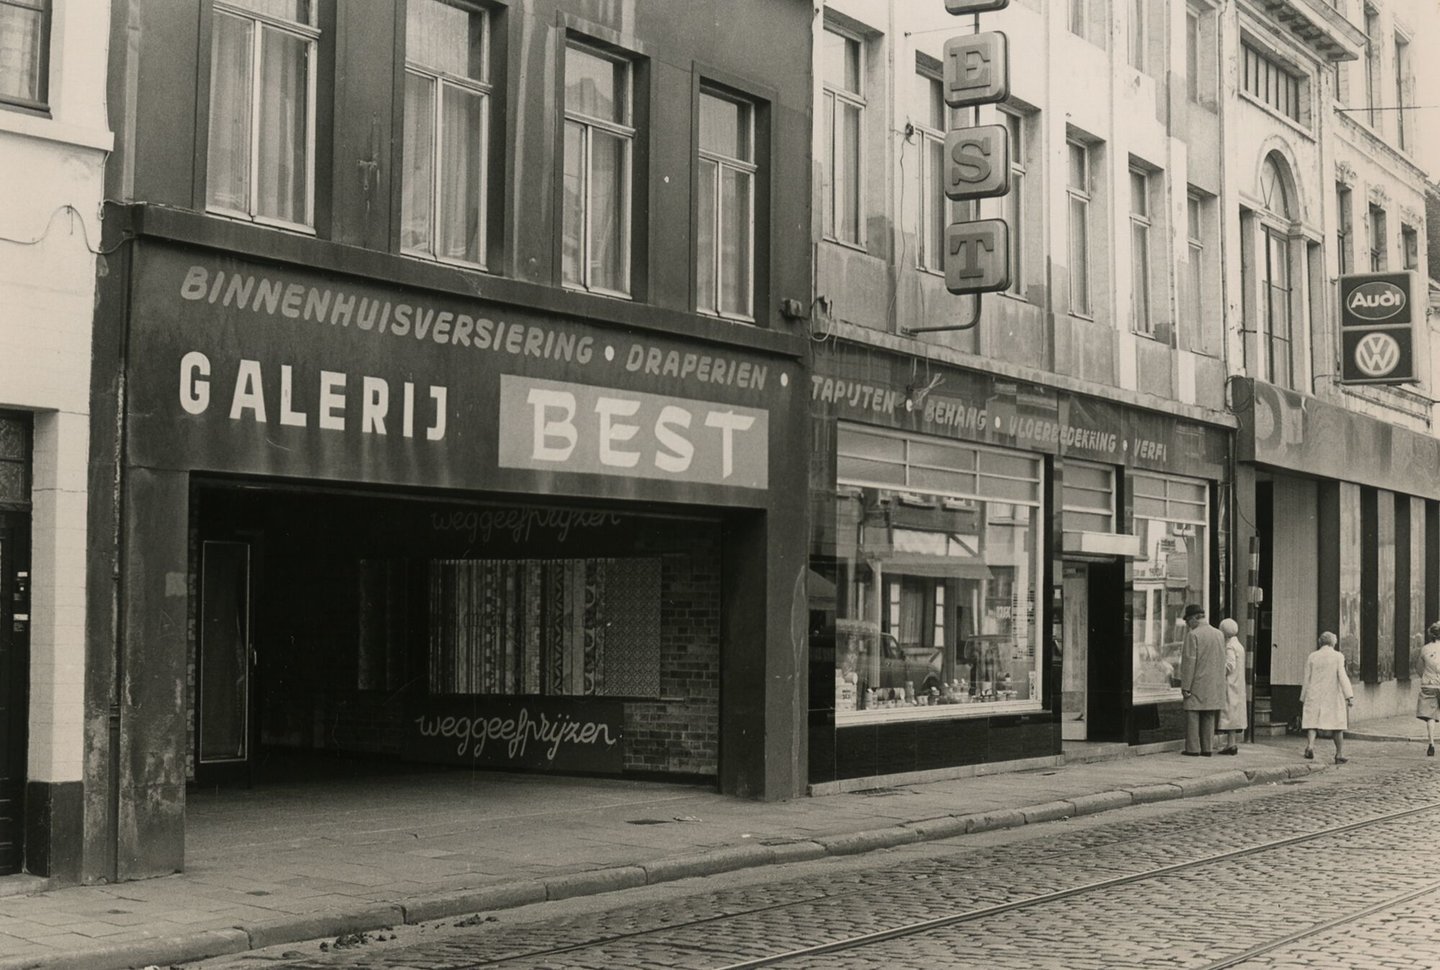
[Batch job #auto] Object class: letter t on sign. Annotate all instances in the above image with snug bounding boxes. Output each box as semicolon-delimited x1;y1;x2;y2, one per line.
945;219;1010;295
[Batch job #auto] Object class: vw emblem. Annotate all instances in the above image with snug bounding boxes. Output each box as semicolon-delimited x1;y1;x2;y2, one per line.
1354;332;1401;378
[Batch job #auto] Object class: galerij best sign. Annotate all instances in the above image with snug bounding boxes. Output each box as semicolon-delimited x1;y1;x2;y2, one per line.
125;244;783;501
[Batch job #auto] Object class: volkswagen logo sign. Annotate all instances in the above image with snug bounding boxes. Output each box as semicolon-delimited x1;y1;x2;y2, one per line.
1345;280;1407;321
1354;332;1402;378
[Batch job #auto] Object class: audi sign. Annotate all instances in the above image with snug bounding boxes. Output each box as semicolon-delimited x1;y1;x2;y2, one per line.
1338;271;1416;385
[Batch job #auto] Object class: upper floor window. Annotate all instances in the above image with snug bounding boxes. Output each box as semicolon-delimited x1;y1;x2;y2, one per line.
822;27;863;246
207;0;318;229
402;0;490;267
1368;203;1386;271
1001;108;1026;296
1185;9;1199;102
1241;42;1301;122
1067;140;1092;316
916;72;956;275
562;42;634;297
1129;167;1153;334
1068;0;1085;37
1401;223;1417;272
1363;5;1380;126
696;88;755;321
1181;191;1204;345
0;0;48;110
1127;0;1145;72
1335;183;1353;275
1394;34;1411;151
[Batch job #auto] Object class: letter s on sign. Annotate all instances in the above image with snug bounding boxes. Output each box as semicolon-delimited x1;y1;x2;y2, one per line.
181;351;211;415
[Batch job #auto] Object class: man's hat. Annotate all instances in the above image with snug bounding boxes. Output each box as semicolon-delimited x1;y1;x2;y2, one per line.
1183;604;1205;620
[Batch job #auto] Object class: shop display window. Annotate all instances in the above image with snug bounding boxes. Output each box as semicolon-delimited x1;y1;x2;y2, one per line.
427;557;661;697
815;426;1043;722
1131;473;1208;704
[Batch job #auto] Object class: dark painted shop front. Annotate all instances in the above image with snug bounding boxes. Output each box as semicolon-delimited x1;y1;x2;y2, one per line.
90;229;807;879
807;341;1231;787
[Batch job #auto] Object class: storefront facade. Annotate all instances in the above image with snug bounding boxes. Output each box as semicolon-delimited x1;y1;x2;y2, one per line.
86;217;808;881
1234;379;1440;728
807;342;1231;788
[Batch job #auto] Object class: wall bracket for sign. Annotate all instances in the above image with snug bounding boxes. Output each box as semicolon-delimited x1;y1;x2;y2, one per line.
901;293;983;335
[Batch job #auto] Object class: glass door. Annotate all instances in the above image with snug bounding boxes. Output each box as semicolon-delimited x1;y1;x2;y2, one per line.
1061;563;1088;741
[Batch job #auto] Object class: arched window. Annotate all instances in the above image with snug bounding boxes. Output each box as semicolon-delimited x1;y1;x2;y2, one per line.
1259;153;1295;387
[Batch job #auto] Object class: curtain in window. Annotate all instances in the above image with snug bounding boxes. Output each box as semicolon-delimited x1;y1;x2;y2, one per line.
401;72;435;253
720;166;750;315
697;157;717;310
429;558;660;697
589;129;627;292
835;101;861;243
256;25;309;223
207;12;254;212
440;84;483;261
561;122;585;286
1069;197;1089;312
0;0;44;102
924;136;945;270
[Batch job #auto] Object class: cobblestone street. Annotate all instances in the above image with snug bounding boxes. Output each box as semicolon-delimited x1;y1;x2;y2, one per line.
188;753;1440;970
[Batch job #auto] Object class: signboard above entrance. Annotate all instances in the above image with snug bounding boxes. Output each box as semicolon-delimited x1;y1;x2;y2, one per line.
1338;271;1417;385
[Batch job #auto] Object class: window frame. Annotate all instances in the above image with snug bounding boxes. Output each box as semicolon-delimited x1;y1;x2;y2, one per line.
1067;139;1092;317
1183;190;1204;347
1368;203;1387;271
1000;107;1026;297
1335;183;1353;275
0;0;50;112
205;0;320;232
561;39;636;298
1394;33;1410;152
1240;41;1302;124
1261;223;1293;387
695;85;757;322
401;0;492;269
1129;165;1153;335
821;25;865;248
1127;0;1146;72
1363;4;1380;127
1401;223;1418;272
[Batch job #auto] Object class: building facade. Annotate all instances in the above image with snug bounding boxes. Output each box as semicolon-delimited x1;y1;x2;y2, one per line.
806;0;1439;789
82;0;813;884
807;0;1238;788
1225;0;1440;728
0;0;111;880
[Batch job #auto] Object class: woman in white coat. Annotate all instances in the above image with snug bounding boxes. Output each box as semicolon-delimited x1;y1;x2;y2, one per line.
1301;631;1354;764
1217;618;1246;755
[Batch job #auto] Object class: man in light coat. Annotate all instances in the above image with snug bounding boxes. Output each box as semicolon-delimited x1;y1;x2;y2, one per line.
1179;604;1226;756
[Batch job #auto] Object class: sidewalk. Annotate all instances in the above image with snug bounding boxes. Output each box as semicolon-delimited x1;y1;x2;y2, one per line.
0;716;1427;970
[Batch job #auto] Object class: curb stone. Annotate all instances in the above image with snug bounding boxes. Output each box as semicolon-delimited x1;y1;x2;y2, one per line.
1021;800;1074;824
545;866;646;901
641;844;775;884
0;928;250;970
959;808;1026;833
815;826;917;855
1067;791;1133;816
401;882;548;924
1129;783;1184;804
245;905;406;950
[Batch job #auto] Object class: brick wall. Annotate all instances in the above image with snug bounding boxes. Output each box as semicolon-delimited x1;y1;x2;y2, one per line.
623;521;721;774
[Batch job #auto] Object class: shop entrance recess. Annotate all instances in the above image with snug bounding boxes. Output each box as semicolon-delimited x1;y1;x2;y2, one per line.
0;512;30;874
1061;558;1126;746
1061;564;1088;740
197;540;254;786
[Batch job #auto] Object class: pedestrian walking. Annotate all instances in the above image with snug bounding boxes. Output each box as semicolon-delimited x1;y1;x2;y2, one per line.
1301;631;1354;764
1217;617;1245;755
1179;604;1225;756
1414;620;1440;757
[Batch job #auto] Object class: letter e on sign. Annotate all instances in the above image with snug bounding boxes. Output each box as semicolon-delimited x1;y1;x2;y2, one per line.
945;219;1010;294
943;32;1008;108
945;125;1010;200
